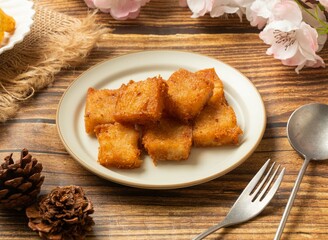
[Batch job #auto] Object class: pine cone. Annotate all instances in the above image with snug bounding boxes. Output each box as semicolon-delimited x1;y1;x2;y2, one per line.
26;185;95;240
0;149;45;210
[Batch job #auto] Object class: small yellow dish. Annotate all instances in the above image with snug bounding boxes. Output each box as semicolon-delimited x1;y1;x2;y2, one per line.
0;8;16;45
0;0;35;54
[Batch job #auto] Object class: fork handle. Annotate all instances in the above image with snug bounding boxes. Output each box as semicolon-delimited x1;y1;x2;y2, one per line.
274;156;311;240
192;218;233;240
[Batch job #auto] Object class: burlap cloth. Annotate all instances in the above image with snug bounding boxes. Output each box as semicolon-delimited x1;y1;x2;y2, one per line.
0;4;107;122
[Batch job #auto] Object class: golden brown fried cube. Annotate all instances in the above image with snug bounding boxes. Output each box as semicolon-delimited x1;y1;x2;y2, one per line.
84;88;118;135
193;103;243;147
95;123;142;169
204;68;227;106
142;117;192;163
114;76;167;124
0;9;15;32
165;68;214;122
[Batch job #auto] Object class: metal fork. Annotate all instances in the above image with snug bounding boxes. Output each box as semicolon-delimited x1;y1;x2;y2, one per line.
192;159;285;240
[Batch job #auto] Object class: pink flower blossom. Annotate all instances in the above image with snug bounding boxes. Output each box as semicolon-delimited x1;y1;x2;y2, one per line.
210;0;243;20
184;0;214;18
181;0;327;73
319;0;328;9
260;19;325;73
270;0;302;24
245;0;279;29
84;0;150;20
258;0;325;73
300;2;327;51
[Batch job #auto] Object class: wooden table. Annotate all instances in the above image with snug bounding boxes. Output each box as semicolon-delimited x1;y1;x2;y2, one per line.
1;0;328;239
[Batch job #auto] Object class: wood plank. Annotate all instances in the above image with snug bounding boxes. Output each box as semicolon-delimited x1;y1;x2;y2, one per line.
1;0;328;239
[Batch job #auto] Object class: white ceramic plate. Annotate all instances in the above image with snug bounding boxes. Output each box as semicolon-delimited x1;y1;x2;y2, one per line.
0;0;35;54
56;51;266;189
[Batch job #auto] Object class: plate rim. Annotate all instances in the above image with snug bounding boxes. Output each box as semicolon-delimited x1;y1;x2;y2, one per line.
56;50;266;189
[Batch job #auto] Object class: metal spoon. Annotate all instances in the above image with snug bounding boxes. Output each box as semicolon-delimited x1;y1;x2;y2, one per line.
274;103;328;240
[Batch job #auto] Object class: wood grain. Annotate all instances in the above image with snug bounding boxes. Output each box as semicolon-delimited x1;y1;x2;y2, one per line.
1;0;328;239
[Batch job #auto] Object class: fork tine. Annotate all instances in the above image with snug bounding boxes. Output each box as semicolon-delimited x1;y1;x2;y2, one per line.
250;162;275;199
256;164;280;201
242;159;270;195
260;167;285;205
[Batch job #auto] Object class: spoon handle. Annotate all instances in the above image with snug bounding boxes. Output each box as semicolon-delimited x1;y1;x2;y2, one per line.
274;156;311;240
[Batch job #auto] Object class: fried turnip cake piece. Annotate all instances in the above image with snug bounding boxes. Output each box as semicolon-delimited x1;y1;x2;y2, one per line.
141;117;192;163
205;68;226;106
114;76;167;125
165;68;214;122
84;88;118;135
193;103;243;147
95;123;142;169
193;68;242;146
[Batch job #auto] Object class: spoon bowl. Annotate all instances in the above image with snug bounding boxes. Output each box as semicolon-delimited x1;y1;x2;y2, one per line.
274;103;328;240
287;103;328;160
